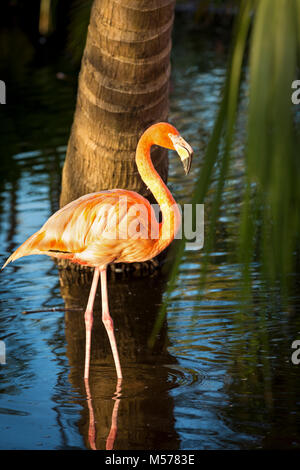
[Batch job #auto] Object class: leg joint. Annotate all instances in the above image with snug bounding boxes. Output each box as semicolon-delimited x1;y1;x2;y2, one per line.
102;313;114;331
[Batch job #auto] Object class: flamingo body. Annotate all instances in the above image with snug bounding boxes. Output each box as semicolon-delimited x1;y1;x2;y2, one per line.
3;189;161;269
2;122;193;381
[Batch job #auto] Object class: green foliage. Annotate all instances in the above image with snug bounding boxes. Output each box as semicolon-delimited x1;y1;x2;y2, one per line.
66;0;93;65
194;0;300;294
153;0;300;341
245;0;300;287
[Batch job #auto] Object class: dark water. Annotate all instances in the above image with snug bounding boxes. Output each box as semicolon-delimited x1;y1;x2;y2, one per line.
1;22;300;450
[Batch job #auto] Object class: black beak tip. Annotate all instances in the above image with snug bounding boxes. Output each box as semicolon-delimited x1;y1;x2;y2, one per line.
183;154;192;175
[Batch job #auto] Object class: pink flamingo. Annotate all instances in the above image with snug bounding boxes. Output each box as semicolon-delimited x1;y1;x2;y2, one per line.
2;122;193;381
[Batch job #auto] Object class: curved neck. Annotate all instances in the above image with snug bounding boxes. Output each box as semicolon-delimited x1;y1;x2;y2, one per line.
136;131;181;250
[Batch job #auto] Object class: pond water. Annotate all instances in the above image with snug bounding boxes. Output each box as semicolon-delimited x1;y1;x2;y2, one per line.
1;18;300;450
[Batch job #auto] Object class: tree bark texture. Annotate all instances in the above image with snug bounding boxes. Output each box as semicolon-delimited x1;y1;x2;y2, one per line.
60;0;175;209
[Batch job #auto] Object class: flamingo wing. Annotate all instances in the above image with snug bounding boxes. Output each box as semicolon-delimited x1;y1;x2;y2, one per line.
2;190;159;269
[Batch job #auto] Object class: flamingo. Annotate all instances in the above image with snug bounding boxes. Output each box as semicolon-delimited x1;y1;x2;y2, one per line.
2;122;193;381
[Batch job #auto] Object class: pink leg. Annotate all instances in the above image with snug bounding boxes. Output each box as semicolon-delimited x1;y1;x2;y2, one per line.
100;268;123;379
84;267;100;380
84;378;97;450
106;380;122;450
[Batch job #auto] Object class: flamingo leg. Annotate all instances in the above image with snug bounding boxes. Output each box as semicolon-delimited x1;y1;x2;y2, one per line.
106;380;122;450
84;378;97;450
84;267;100;380
100;267;123;379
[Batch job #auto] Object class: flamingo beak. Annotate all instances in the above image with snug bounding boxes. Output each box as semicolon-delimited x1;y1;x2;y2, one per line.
169;134;193;175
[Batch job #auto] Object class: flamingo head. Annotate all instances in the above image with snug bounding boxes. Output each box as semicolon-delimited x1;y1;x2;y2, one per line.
147;122;193;175
168;131;193;175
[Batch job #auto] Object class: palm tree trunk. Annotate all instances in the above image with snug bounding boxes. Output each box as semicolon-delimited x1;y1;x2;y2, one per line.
60;0;175;211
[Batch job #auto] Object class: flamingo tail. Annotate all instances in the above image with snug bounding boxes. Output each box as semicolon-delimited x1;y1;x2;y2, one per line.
1;230;47;270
